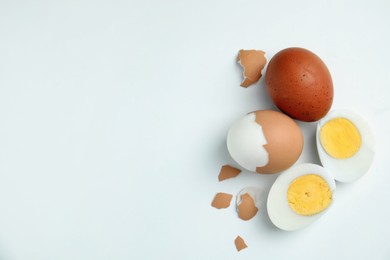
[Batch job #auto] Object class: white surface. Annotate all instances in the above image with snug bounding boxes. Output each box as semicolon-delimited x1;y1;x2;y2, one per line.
0;0;389;259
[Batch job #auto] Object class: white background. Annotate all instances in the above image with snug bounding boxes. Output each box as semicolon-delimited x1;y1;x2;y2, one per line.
1;0;390;259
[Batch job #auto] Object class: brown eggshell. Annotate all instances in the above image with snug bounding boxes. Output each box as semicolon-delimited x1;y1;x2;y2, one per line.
234;236;248;252
237;193;258;221
211;192;233;209
237;50;267;87
218;165;241;181
265;47;333;122
255;110;303;174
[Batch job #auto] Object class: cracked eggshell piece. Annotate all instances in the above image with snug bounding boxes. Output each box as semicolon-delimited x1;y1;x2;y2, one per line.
218;165;241;182
227;110;304;174
237;50;267;87
234;236;248;252
237;193;258;221
211;192;233;209
236;187;264;221
267;163;336;231
236;187;265;210
316;109;375;183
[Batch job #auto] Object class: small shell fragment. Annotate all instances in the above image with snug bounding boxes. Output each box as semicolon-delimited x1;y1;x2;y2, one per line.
237;49;267;87
218;165;241;181
234;236;248;252
211;192;233;209
237;193;258;221
236;187;264;210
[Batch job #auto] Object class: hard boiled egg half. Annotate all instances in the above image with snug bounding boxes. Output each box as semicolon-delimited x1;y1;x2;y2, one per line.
267;163;336;231
316;109;375;183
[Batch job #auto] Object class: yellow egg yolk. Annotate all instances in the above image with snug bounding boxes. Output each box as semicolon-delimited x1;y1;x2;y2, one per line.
287;174;332;216
320;117;361;159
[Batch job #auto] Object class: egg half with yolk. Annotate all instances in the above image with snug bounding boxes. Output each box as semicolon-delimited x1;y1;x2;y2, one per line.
267;163;336;231
316;109;375;183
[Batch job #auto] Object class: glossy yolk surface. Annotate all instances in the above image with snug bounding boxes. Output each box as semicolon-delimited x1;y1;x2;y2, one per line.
287;174;332;216
320;117;361;159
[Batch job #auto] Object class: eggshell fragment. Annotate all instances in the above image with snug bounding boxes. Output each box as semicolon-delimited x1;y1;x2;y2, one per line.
218;165;241;181
211;192;233;209
234;236;248;252
237;193;258;220
236;187;264;210
237;50;267;87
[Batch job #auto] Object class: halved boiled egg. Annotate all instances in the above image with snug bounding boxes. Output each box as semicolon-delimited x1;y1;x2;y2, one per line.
316;109;375;183
267;163;336;231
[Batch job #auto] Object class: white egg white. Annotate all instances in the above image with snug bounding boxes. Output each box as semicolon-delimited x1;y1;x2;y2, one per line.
267;163;336;231
227;113;269;172
316;109;375;183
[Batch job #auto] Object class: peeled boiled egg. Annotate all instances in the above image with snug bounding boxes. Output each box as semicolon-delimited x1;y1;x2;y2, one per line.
316;109;375;183
227;110;303;174
265;47;333;122
267;163;336;231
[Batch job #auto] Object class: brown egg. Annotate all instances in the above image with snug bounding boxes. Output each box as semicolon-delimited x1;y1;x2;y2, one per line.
265;47;333;122
227;110;304;174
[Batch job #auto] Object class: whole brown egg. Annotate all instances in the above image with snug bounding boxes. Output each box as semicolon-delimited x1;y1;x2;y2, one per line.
265;48;333;122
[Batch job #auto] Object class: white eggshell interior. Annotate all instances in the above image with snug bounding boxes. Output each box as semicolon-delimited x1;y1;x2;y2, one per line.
267;163;336;231
226;112;269;172
316;109;375;183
